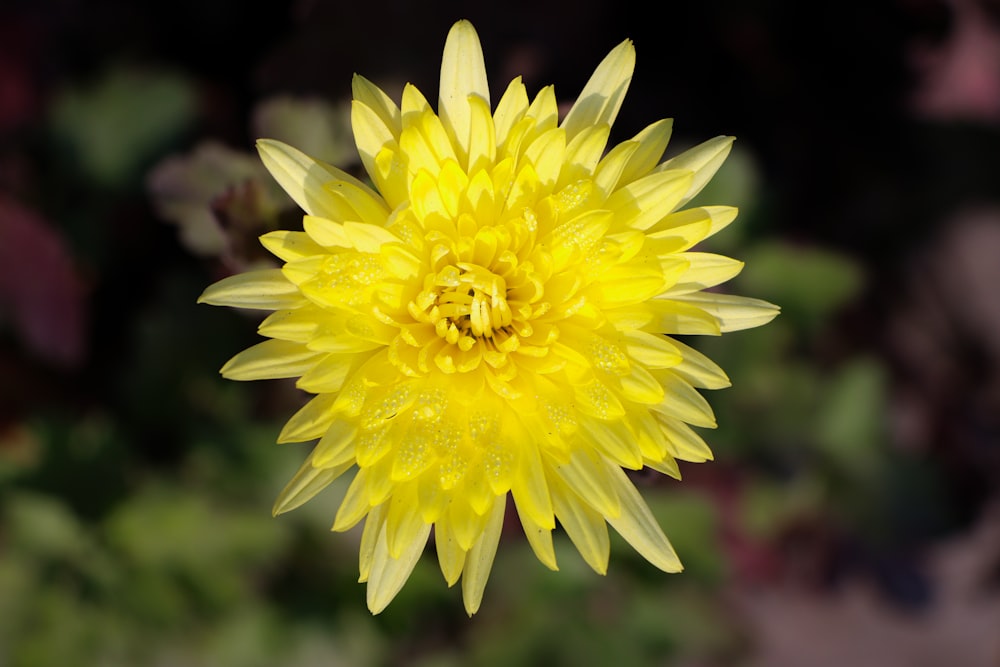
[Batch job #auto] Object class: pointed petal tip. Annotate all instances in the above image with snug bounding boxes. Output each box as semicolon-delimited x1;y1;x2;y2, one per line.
255;137;281;155
450;18;477;33
463;596;481;617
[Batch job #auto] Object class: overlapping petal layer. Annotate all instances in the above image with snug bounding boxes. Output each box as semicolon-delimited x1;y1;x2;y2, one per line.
200;20;777;615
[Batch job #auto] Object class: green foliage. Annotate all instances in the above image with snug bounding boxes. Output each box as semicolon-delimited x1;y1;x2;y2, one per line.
49;66;197;189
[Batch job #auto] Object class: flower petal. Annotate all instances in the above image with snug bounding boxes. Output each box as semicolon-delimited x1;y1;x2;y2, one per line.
671;293;780;332
439;20;490;169
650;370;717;428
221;339;321;380
257;138;383;219
260;230;325;262
657;415;715;462
552;448;621;519
605;465;683;572
674;252;745;292
461;496;505;615
561;38;635;142
618;118;674;186
657;135;734;207
550;475;610;574
493;77;529;156
606;169;695;231
366;516;432;614
278;393;340;443
665;337;731;389
351;74;401;136
198;269;303;310
272;453;353;516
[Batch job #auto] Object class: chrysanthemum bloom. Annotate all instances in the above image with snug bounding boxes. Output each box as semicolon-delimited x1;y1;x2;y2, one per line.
200;20;777;615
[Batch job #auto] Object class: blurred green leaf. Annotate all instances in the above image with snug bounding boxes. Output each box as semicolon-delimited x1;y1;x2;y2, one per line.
741;475;825;538
49;66;196;188
645;490;725;584
104;485;293;619
815;358;888;477
5;492;89;560
738;242;864;331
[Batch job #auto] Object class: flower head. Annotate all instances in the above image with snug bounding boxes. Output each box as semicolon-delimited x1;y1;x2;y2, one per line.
200;20;778;615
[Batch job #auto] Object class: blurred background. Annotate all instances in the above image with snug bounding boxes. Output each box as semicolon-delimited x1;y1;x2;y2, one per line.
1;0;999;665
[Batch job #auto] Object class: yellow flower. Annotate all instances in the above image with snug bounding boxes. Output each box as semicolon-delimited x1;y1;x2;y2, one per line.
199;20;777;615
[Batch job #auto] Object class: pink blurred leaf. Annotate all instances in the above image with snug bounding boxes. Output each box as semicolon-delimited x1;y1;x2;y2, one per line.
910;0;1000;122
0;194;87;367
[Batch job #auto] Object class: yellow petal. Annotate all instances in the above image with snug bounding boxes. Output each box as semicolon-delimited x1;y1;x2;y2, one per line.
573;379;626;420
334;467;373;531
657;135;734;207
561;38;635;142
351;74;401;136
523;85;558;143
650;371;717;428
277;393;339;443
342;221;400;253
618;364;666;404
631;408;671;463
604;465;683;572
642;298;722;335
439;20;489;169
665;337;731;389
312;420;359;468
257;138;380;219
258;307;320;342
522;127;566;190
385;484;427;559
517;507;558;571
366;518;431;614
493;77;529;156
550;476;610;574
352;100;403;203
657;415;715;462
552;448;621;519
585;416;643;470
302;215;350;248
606;169;694;231
510;438;555;530
643;455;682;479
272;454;353;516
617;118;674;186
259;230;325;262
586;264;669;307
434;513;466;585
324;179;391;227
296;353;355;393
671;293;780;332
648;205;738;243
221;339;320;380
466;94;497;174
198;269;302;310
449;496;487;551
674;252;744;292
358;502;384;582
558;124;611;189
461;496;505;615
593;139;639;197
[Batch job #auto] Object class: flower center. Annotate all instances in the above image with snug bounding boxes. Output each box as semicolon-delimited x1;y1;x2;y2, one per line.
411;263;514;349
